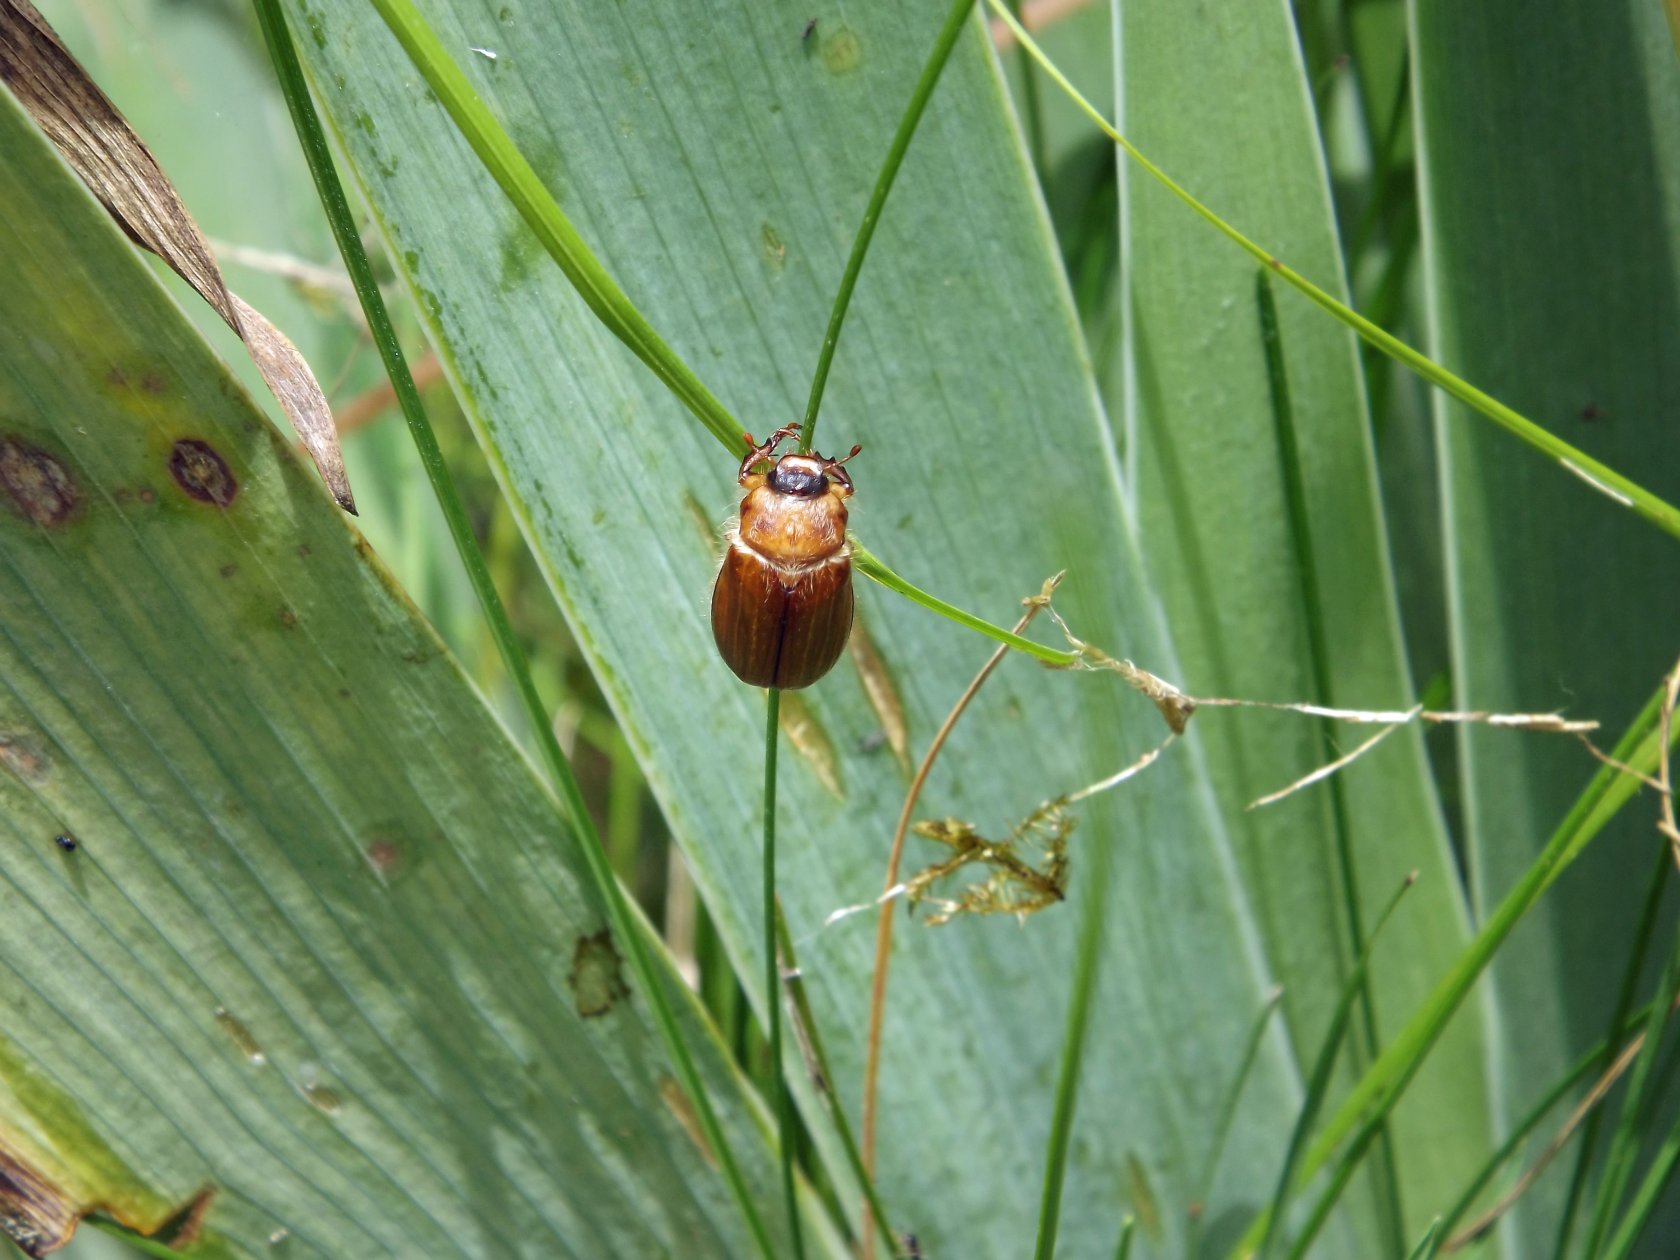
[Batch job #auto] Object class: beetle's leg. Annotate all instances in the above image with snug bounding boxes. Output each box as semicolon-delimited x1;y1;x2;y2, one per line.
737;423;805;483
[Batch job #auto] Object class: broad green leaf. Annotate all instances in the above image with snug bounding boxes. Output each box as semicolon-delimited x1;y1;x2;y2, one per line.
0;85;794;1258
1116;0;1491;1245
1415;0;1680;1250
287;1;1323;1253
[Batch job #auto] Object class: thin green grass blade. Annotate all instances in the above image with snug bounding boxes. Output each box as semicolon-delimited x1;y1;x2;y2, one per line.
796;0;974;455
1580;929;1680;1254
367;0;741;454
1113;1214;1136;1260
772;914;899;1257
1032;818;1114;1260
1403;1219;1442;1260
1259;874;1416;1260
1188;987;1283;1256
761;688;804;1259
1435;1000;1653;1249
1554;844;1674;1255
1601;1106;1680;1259
992;0;1680;543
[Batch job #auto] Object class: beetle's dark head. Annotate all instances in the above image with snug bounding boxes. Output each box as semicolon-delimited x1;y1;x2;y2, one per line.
767;453;833;497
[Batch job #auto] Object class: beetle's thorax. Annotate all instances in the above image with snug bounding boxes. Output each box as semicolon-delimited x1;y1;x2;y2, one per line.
734;472;849;568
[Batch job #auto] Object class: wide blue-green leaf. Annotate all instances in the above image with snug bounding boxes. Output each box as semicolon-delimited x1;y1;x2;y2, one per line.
1416;0;1680;1251
287;1;1319;1253
1116;0;1492;1245
0;82;790;1258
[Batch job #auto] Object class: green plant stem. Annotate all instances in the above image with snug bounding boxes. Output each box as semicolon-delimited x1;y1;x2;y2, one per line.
1004;0;1049;186
1259;873;1416;1260
1602;1105;1680;1259
771;912;902;1257
1554;844;1672;1255
1403;1220;1442;1260
762;688;804;1259
852;543;1077;666
254;5;775;1255
1112;1215;1136;1260
1582;914;1680;1256
797;0;975;455
1032;829;1113;1259
988;0;1680;544
1188;986;1283;1254
367;0;742;455
1433;996;1660;1248
1258;270;1406;1253
1229;679;1680;1258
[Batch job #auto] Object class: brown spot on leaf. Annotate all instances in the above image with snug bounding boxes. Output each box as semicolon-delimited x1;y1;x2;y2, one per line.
0;1141;77;1257
277;607;296;630
300;1081;342;1115
658;1077;714;1167
158;1186;216;1250
168;439;238;507
848;616;910;772
0;437;78;527
296;543;312;558
219;563;238;579
137;487;156;505
213;1007;266;1065
568;929;629;1018
364;838;404;881
778;693;843;799
139;372;167;396
0;734;51;785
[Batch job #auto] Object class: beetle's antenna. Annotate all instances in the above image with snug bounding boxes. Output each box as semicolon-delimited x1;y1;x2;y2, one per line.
819;444;863;492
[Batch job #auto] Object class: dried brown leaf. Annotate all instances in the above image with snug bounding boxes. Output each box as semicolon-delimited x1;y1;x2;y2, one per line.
0;0;355;512
0;1135;77;1257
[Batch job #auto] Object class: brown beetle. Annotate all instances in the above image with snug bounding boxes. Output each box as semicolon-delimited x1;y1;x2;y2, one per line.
711;424;861;689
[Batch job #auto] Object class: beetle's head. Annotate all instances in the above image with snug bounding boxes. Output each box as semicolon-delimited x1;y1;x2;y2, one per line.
738;425;861;496
768;453;837;497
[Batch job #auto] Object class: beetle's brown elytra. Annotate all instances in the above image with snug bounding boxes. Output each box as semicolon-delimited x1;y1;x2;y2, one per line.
711;424;860;690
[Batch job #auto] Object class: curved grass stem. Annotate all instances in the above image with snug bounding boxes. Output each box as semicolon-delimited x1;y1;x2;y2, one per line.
368;0;742;455
987;0;1680;544
797;0;976;454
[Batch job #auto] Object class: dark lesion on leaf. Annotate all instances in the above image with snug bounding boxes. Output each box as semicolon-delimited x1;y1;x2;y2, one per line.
568;929;629;1018
167;438;238;507
0;436;78;527
155;1185;216;1251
